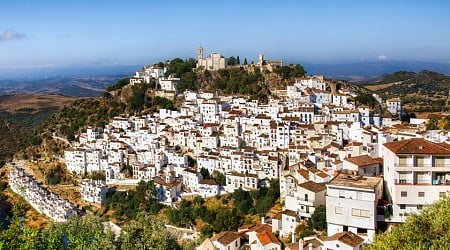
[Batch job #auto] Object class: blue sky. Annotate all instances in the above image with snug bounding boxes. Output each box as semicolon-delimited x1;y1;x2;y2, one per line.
1;0;450;68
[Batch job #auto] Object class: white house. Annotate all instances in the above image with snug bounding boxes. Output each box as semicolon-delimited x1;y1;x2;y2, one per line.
81;179;108;205
210;231;241;250
326;173;383;242
343;155;383;177
383;138;450;223
198;179;220;198
386;97;402;116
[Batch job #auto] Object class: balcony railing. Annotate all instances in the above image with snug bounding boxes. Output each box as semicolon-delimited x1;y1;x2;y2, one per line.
395;163;448;168
395;179;450;185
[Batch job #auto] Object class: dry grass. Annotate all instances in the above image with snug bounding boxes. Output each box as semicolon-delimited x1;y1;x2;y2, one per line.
0;94;78;114
364;81;403;91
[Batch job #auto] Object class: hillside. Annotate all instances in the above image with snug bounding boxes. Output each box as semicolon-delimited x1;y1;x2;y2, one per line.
0;94;79;129
0;75;125;97
362;70;450;113
0;117;34;160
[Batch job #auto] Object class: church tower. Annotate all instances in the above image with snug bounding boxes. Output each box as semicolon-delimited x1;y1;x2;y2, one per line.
197;46;204;67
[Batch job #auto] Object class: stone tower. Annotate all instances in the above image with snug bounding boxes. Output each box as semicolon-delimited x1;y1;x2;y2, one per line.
197;46;204;67
258;53;264;66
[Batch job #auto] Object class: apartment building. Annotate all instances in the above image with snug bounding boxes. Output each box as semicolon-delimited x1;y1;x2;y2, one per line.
326;173;383;242
383;138;450;222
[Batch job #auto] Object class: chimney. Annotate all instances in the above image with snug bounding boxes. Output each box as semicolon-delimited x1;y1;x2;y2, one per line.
292;232;296;243
308;243;313;250
299;239;304;250
261;216;265;225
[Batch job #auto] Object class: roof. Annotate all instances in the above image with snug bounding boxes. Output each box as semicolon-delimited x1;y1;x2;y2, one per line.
322;231;364;247
344;155;383;167
199;179;218;185
384;138;450;155
256;231;281;246
282;209;298;217
196;238;218;250
328;173;382;190
298;181;326;193
211;231;240;246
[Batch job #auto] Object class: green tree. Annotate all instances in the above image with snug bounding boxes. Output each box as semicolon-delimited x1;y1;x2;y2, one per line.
228;56;237;66
233;188;253;216
244;58;248;65
212;170;226;186
311;206;326;231
200;167;210;179
118;214;179;250
366;198;450;250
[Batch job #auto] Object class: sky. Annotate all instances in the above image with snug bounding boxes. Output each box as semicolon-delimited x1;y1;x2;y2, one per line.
1;0;450;69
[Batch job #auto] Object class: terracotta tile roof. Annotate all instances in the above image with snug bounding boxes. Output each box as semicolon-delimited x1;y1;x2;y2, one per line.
384;138;450;155
282;209;298;217
199;179;218;185
344;155;382;167
298;169;309;180
257;231;281;246
316;171;330;179
322;231;364;247
298;181;326;193
211;231;240;246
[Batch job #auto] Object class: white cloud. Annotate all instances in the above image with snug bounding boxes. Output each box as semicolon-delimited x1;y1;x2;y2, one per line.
0;29;28;42
378;54;387;61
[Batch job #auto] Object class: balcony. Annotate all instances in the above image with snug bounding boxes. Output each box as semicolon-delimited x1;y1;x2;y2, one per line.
395;179;450;186
395;163;449;172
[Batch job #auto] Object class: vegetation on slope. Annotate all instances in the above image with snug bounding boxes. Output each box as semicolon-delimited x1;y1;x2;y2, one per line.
0;213;180;250
362;70;450;113
166;179;280;239
0;117;37;160
365;198;450;250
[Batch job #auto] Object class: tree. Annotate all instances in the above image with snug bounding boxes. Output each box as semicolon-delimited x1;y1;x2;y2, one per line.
236;55;240;65
311;206;326;231
118;214;180;250
228;56;237;66
233;188;253;216
244;58;248;65
200;167;210;179
366;198;450;249
212;170;226;186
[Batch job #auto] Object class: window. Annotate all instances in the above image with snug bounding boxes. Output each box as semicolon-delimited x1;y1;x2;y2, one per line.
418;192;425;197
417;205;423;210
335;206;343;214
339;191;345;198
401;191;407;197
352;208;370;218
400;204;406;209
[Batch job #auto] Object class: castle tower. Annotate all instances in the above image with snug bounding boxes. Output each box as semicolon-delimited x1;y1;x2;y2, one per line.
197;46;204;67
258;53;264;66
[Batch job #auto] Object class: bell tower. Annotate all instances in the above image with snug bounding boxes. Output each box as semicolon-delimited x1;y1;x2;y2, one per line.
197;46;204;67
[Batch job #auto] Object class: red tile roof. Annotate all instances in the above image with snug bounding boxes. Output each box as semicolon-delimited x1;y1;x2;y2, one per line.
256;231;281;246
322;231;364;247
344;155;382;167
298;181;326;193
384;138;450;155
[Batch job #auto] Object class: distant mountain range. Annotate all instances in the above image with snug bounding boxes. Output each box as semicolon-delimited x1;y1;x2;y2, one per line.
0;76;126;97
303;61;450;82
0;65;139;80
